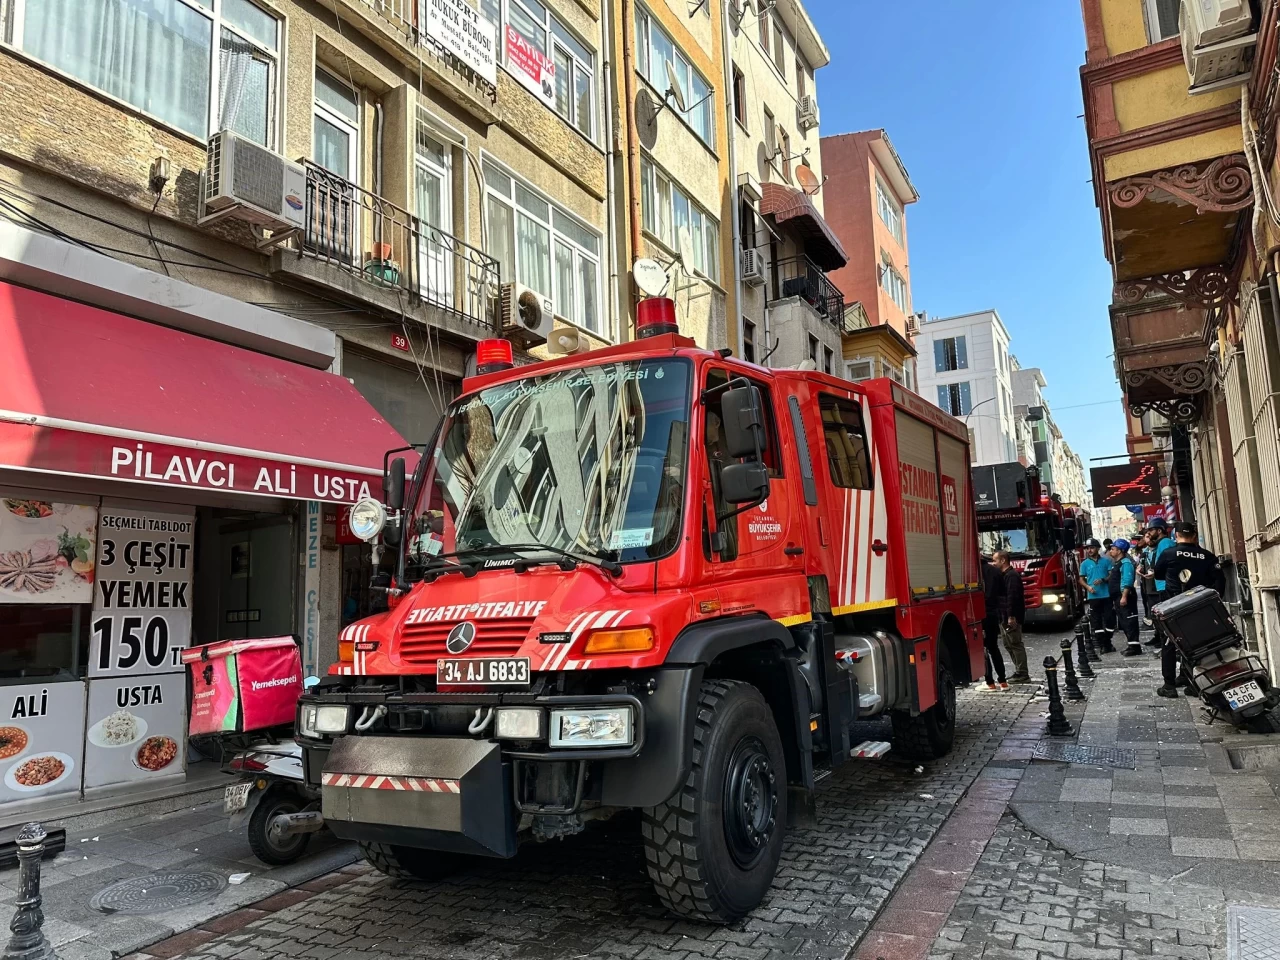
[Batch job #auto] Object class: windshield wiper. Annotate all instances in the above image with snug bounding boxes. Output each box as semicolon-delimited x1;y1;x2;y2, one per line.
451;542;623;577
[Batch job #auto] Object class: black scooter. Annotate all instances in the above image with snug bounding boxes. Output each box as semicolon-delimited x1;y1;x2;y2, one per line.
1153;586;1280;728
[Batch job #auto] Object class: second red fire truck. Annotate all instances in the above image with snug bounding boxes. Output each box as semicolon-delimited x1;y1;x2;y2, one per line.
295;299;985;922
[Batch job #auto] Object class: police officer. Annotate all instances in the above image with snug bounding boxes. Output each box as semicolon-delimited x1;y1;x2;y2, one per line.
1153;521;1226;698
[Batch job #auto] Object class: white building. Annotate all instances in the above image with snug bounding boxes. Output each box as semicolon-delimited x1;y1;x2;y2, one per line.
915;310;1017;466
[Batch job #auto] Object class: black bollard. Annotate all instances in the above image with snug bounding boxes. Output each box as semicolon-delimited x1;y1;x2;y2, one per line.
1076;622;1095;679
1060;638;1086;701
3;823;55;960
1085;621;1102;663
1043;656;1075;736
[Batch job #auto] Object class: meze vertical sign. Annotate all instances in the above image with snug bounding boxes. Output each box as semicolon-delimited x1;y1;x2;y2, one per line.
90;504;196;677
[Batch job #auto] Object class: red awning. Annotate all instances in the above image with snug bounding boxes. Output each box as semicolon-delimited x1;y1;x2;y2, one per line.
0;281;408;503
759;183;848;271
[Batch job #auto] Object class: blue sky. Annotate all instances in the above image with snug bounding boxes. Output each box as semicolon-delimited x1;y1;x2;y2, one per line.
807;0;1126;481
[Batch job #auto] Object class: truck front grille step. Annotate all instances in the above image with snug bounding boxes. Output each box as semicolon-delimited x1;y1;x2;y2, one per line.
851;740;891;759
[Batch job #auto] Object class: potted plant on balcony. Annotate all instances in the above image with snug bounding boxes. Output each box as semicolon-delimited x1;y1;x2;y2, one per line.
363;241;401;286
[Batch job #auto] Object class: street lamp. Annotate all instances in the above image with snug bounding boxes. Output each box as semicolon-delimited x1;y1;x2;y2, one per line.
963;396;998;424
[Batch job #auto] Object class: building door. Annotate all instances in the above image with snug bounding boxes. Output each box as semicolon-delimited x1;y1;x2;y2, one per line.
415;132;454;307
197;510;296;642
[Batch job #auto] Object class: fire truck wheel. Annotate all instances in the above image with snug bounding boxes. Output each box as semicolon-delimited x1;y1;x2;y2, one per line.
640;679;787;924
890;656;957;760
357;842;464;882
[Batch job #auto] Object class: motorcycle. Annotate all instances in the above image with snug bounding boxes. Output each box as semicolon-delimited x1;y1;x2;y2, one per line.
225;742;327;866
1153;586;1280;728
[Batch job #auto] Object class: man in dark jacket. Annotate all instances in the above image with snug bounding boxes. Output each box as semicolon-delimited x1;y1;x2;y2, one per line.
981;557;1008;690
994;550;1030;682
1154;522;1226;698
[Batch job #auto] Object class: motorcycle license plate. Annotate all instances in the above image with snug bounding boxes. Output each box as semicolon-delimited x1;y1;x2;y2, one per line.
224;782;252;814
1226;680;1264;710
437;657;530;687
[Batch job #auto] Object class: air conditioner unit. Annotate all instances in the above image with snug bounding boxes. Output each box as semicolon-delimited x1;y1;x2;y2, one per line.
741;248;766;286
202;130;306;231
737;172;762;204
1180;0;1257;92
500;282;554;346
796;95;819;132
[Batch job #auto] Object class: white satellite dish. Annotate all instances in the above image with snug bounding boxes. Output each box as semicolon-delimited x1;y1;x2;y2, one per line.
665;61;687;113
676;227;696;273
633;258;669;297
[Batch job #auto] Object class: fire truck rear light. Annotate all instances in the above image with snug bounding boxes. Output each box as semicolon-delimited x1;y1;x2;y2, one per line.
549;707;633;747
495;707;543;740
584;627;654;654
476;338;514;374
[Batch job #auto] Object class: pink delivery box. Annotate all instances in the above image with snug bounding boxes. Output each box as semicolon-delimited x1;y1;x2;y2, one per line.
182;637;303;736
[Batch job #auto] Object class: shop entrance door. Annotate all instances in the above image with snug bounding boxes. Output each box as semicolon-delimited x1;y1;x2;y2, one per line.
201;511;296;642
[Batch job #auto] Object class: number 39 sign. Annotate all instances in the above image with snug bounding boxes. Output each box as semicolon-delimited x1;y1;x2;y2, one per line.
89;504;196;678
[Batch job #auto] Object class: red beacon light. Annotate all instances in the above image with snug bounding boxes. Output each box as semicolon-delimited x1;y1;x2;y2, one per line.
476;338;514;375
636;297;679;339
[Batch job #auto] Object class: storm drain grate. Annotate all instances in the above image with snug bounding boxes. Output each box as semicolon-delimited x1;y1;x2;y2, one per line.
90;872;227;915
1032;741;1137;769
1229;905;1280;960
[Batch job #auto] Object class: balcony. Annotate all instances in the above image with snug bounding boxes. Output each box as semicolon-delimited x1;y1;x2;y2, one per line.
769;256;851;332
271;162;499;340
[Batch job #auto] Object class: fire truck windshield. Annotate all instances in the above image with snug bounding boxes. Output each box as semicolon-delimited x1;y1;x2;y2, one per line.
978;515;1058;559
405;358;692;576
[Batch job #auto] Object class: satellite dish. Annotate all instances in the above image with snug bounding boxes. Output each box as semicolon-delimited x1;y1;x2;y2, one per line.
728;0;744;34
676;227;696;273
635;90;659;151
796;163;821;196
774;123;787;159
633;258;669;297
665;61;687;113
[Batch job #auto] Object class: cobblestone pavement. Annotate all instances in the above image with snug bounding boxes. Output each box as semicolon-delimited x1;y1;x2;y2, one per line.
156;660;1042;960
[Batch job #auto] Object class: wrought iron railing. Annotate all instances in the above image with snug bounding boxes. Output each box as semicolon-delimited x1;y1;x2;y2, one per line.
301;162;499;333
350;0;497;102
770;256;848;332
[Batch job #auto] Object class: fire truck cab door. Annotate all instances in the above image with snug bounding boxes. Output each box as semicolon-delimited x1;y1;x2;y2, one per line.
700;368;801;597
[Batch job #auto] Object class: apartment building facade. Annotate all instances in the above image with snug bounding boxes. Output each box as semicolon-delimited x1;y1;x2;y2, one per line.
1011;363;1089;508
914;310;1018;467
0;0;612;811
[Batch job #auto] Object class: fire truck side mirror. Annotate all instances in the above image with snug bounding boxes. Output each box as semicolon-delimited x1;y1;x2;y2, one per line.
386;457;406;511
722;384;767;460
721;461;770;505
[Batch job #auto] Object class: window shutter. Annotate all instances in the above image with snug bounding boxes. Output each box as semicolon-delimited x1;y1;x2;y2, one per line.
958;381;972;415
934;339;946;373
955;336;968;370
936;384;949;412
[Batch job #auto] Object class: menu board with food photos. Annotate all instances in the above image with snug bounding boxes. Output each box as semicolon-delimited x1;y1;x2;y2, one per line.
0;681;87;804
83;674;186;790
0;498;97;604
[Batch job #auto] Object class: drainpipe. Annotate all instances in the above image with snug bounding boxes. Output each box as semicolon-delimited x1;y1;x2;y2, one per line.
721;0;744;356
373;101;384;250
601;0;622;342
621;0;643;338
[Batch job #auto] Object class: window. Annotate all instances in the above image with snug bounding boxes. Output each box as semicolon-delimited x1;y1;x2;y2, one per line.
313;68;359;180
6;0;279;145
820;395;872;489
796;58;807;99
847;359;874;382
484;162;602;333
876;175;904;246
635;6;714;146
640;156;719;281
763;106;777;164
822;346;834;375
936;382;972;417
732;65;747;127
757;2;769;49
1144;0;1180;41
880;254;908;312
779;128;791;180
934;336;968;372
808;334;819;366
771;15;786;71
742;319;756;363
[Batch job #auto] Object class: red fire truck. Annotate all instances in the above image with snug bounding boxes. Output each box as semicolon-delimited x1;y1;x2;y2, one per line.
972;463;1084;626
295;301;985;922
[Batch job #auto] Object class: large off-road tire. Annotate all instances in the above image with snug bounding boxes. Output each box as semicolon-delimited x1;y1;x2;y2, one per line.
891;654;958;761
247;788;311;866
641;679;788;924
358;842;465;882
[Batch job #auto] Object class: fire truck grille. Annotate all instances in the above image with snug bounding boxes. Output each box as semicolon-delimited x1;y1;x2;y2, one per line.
398;618;537;665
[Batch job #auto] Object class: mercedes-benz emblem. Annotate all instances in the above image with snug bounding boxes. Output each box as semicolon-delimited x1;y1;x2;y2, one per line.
446;621;477;654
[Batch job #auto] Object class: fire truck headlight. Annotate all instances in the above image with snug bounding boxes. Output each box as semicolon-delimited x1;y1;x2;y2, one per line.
349;498;387;542
299;704;349;738
549;707;633;747
1041;593;1060;604
495;707;543;740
